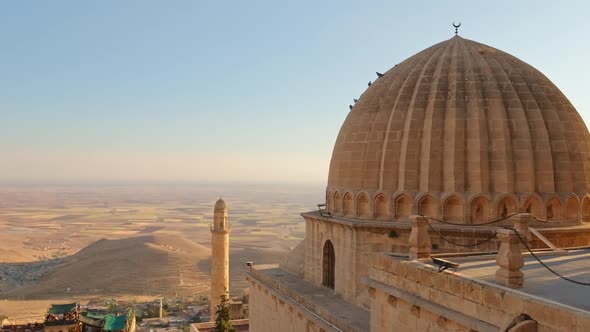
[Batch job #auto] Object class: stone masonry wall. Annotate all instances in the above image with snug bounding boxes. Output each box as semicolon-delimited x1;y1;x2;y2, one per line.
304;215;413;308
368;253;590;332
247;273;336;332
370;289;470;331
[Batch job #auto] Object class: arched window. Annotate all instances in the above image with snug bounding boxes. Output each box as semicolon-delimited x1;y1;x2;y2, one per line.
395;195;412;220
374;194;389;219
322;240;335;289
357;192;371;218
343;192;354;217
444;197;464;222
470;196;490;224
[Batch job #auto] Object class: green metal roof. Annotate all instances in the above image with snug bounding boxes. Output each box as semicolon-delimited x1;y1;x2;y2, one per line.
103;315;126;331
78;315;104;327
86;312;108;319
47;303;77;314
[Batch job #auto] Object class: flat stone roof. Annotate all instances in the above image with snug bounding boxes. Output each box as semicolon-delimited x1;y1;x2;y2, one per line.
247;265;369;332
429;249;590;311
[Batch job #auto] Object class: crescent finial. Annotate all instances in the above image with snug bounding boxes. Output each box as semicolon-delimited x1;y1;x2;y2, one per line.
452;22;461;35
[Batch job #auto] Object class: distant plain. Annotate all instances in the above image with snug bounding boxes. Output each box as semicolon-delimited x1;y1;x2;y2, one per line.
0;182;323;322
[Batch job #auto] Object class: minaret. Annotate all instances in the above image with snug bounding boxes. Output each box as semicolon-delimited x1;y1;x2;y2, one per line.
210;198;229;320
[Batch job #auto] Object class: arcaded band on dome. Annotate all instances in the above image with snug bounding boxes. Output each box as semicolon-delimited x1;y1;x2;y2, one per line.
326;36;590;224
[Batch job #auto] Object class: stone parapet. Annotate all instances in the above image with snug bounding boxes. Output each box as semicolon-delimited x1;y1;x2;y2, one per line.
367;253;590;332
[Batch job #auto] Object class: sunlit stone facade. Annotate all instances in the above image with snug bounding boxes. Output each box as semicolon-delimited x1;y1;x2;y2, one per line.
247;35;590;331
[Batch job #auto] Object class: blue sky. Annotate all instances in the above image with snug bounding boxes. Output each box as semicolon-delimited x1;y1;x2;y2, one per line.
1;1;589;184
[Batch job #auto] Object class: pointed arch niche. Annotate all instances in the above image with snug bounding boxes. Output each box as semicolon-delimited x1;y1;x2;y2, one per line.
343;192;354;217
418;196;438;218
546;198;562;221
374;194;389;220
523;196;543;219
327;192;334;213
333;192;342;215
443;196;464;223
566;197;579;221
496;196;516;219
395;195;412;220
470;196;490;224
357;192;371;219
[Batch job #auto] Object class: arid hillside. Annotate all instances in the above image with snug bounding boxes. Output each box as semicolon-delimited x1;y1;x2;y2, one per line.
2;234;288;299
3;234;211;298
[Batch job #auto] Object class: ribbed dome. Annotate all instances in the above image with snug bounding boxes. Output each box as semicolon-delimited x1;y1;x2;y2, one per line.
327;36;590;222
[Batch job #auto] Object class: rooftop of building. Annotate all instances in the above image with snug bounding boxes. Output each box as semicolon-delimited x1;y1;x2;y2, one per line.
246;264;370;332
426;248;590;312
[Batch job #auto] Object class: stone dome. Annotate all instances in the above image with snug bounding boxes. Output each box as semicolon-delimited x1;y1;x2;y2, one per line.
327;36;590;223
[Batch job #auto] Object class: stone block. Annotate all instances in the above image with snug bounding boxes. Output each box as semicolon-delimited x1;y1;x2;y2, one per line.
482;286;504;309
396;261;408;277
543;305;576;331
502;292;524;315
419;267;434;287
490;308;513;328
402;278;419;295
405;264;420;282
536;324;555;332
433;273;449;293
464;281;483;304
475;303;492;323
446;275;465;297
418;283;431;299
523;298;549;325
